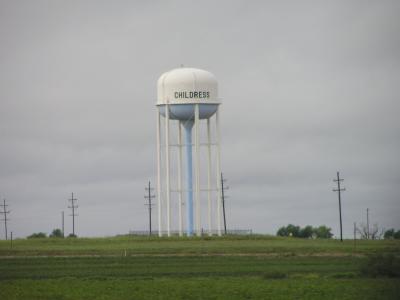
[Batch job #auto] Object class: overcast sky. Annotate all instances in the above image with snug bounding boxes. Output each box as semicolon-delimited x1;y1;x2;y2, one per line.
1;1;399;238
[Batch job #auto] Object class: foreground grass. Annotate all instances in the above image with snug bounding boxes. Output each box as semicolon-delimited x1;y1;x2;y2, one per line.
0;237;399;299
2;277;399;300
1;255;399;299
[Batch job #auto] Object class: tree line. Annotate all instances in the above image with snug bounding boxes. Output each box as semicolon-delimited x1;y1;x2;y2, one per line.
277;224;400;240
276;224;333;239
27;229;76;239
384;229;400;239
25;227;400;239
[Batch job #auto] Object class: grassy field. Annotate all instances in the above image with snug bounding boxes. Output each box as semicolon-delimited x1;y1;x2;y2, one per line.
0;236;399;299
1;235;399;256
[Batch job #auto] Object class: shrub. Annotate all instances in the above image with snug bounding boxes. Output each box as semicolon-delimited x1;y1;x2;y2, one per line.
384;229;395;239
360;254;400;278
299;225;313;238
27;232;47;239
277;226;288;237
286;224;300;237
262;271;287;279
50;229;63;238
313;225;333;239
384;229;400;239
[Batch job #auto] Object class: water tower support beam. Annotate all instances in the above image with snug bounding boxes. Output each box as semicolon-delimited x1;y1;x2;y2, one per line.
194;104;201;236
216;109;222;236
156;110;162;237
165;104;171;237
184;122;194;236
177;121;183;236
207;118;212;236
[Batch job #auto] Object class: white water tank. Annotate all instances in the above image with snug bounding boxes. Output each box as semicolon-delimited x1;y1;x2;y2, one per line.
157;67;220;120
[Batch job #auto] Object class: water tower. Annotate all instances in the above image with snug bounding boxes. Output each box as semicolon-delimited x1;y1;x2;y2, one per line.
156;67;223;237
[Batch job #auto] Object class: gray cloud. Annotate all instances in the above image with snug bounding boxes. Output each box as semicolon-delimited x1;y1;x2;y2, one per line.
1;0;399;238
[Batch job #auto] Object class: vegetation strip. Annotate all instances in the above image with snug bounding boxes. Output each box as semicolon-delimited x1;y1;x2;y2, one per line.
0;252;367;259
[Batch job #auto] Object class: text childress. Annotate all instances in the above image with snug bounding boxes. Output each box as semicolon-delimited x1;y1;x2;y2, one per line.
174;91;210;99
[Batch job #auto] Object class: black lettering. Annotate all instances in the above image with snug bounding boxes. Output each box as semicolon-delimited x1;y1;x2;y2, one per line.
174;91;211;99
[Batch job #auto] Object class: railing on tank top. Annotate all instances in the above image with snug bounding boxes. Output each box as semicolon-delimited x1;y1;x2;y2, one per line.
128;229;253;236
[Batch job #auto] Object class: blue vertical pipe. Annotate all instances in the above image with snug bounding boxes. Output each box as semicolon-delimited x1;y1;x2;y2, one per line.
183;121;194;236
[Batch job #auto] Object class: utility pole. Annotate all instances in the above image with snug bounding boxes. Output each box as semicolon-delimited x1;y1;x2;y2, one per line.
62;211;65;238
366;208;369;240
144;181;155;236
68;193;78;236
333;172;345;242
221;173;228;235
0;199;10;240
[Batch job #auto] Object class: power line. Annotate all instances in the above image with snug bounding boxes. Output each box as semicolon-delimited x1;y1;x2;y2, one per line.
68;193;78;236
221;173;229;235
0;199;10;240
333;172;345;242
144;181;155;236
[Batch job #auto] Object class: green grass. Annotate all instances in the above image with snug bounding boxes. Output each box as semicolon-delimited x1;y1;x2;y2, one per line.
0;256;363;280
1;278;399;300
0;236;399;299
1;235;399;256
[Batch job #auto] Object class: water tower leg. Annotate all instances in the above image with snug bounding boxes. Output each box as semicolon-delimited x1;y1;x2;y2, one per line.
207;118;212;236
216;109;222;236
178;121;183;237
184;122;194;236
156;110;162;237
194;104;201;236
165;104;171;237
